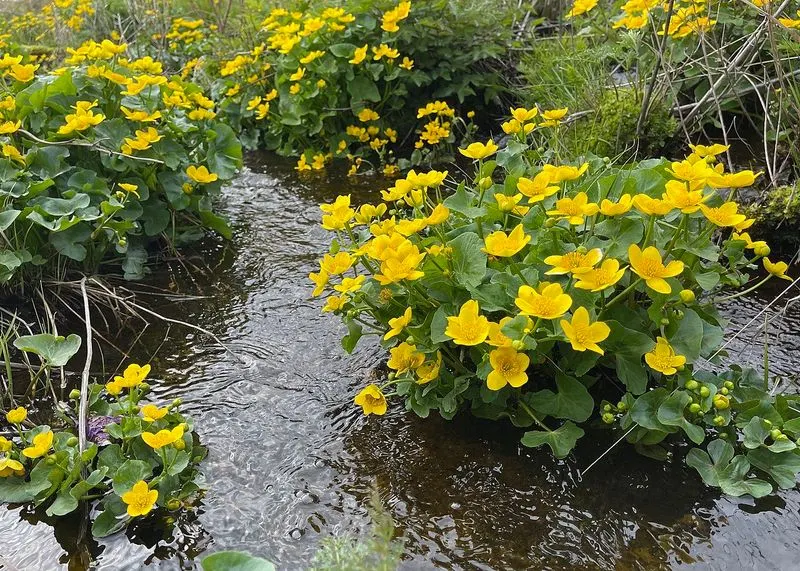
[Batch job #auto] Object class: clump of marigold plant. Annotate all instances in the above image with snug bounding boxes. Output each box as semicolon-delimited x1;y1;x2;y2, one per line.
314;107;800;498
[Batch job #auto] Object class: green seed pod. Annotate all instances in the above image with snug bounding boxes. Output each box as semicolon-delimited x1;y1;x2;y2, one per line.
616;401;627;412
713;416;725;426
69;389;81;400
699;386;711;398
167;499;182;511
602;412;615;424
679;289;696;303
770;429;783;440
660;318;670;327
673;309;684;320
66;436;79;447
511;339;525;350
724;381;735;390
118;238;127;248
685;380;699;391
689;403;701;414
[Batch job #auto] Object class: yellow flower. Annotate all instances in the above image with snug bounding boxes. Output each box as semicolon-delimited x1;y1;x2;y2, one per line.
688;143;729;158
662;180;709;213
354;384;387;415
22;430;53;459
509;107;538;123
0;436;11;452
487;347;530;390
349;44;368;65
358;108;380;122
7;63;38;82
763;258;791;281
387;342;425;373
0;120;21;134
539;107;569;127
113;363;151;389
544;248;602;275
322;295;347;312
400;57;414;70
372;44;400;60
546;192;599;225
426;203;450;225
628;245;684;294
120;107;162;122
707;170;761;189
308;269;329;297
567;0;598;18
699;202;747;227
334;275;365;293
381;1;411;32
118;183;140;198
483;224;530;257
384;307;412;340
574;258;626;292
632;194;673;216
320;252;354;275
289;67;305;81
141;425;184;449
416;352;442;384
560;307;610;354
494;193;526;213
0;456;24;478
141;404;168;422
542;162;587;182
600;195;633;216
105;380;123;395
374;242;425;285
487;317;517;348
517;172;559;202
445;300;490;346
458;140;498;160
515;282;572;319
644;337;686;375
1;143;23;163
6;406;26;424
121;480;159;517
186;165;219;184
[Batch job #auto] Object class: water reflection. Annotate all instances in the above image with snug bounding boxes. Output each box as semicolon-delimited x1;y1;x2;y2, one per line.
1;153;798;570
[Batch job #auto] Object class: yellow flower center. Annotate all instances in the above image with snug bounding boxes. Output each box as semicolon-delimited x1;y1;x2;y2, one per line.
500;360;520;377
637;258;663;278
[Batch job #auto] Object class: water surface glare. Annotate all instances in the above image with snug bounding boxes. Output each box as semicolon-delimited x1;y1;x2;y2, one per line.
1;154;799;570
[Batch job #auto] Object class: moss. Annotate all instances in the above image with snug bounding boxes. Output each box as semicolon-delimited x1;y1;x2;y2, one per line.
748;183;800;250
568;87;678;159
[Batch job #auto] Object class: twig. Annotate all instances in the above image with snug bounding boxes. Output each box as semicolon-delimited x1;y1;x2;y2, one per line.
17;129;165;165
78;277;92;455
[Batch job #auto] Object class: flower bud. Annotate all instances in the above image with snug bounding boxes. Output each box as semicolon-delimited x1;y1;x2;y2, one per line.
46;456;56;465
66;436;79;447
511;339;525;350
689;403;701;414
603;404;612;412
720;387;729;396
676;364;685;372
118;238;127;248
478;177;492;191
724;381;734;390
544;218;556;228
673;309;684;320
660;318;670;326
699;386;710;398
139;382;150;393
387;372;395;381
685;380;699;391
576;246;587;254
616;401;627;412
174;439;186;450
601;412;615;424
770;428;783;440
712;394;729;410
69;389;81;400
167;499;181;511
754;244;770;257
171;398;182;408
679;289;695;303
713;415;725;426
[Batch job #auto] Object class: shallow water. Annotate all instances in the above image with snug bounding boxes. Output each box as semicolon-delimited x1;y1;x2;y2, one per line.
1;154;800;570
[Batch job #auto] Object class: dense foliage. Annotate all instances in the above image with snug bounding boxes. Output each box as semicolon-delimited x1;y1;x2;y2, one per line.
0;363;205;537
0;38;241;284
314;108;800;496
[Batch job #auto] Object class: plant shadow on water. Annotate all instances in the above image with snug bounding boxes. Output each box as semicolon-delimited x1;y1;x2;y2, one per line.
1;153;799;570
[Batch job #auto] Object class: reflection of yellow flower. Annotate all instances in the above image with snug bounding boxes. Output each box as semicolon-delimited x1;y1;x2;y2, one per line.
458;140;498;160
628;245;684;294
141;425;184;449
121;480;159;517
544;248;602;275
644;337;686;375
515;282;572;319
487;347;530;390
354;384;387;415
483;224;530;257
445;300;490;346
560;307;610;354
763;258;791;281
22;430;53;459
384;307;412;340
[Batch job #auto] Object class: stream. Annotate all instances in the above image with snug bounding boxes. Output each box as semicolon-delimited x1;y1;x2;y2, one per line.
1;153;799;570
